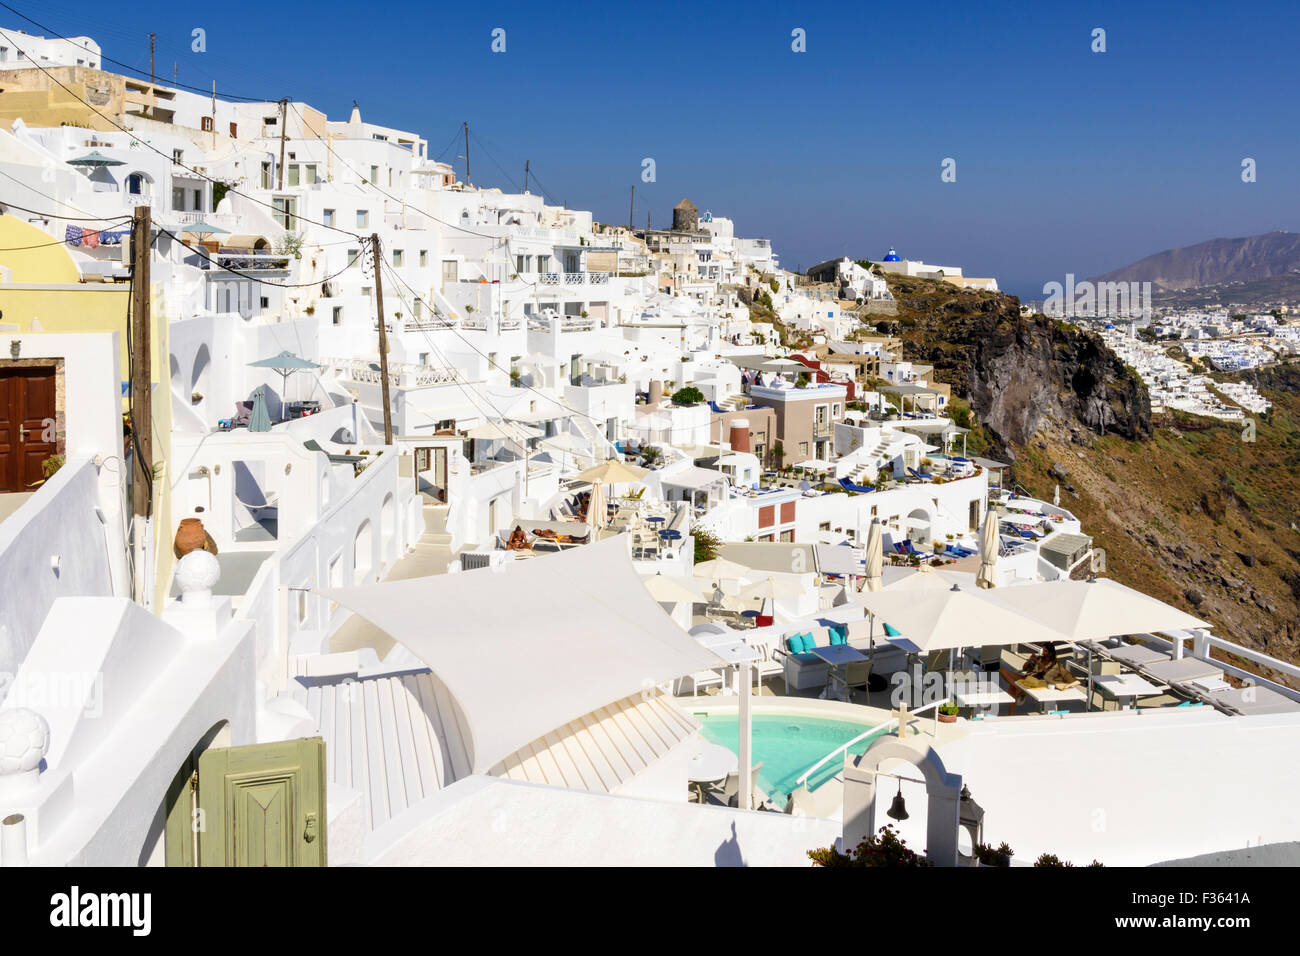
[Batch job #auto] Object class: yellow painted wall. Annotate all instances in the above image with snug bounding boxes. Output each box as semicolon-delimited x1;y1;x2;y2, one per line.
0;215;175;611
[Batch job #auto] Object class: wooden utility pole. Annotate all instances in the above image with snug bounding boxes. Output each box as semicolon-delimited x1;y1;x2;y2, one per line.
371;234;394;444
628;185;635;230
130;205;153;604
149;33;156;85
524;159;529;193
277;98;289;190
463;121;471;185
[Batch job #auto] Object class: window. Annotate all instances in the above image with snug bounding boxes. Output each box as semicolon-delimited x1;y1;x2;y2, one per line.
442;260;458;283
271;196;297;230
356;209;369;229
323;208;335;227
799;442;809;456
537;254;550;273
369;165;379;184
127;173;147;195
818;522;831;532
260;162;272;189
418;352;429;366
332;307;343;326
392;249;404;267
414;300;423;320
287;164;300;187
193;188;201;211
832;403;842;417
419;250;428;267
172;148;183;165
304;164;317;184
229;122;237;137
263;116;277;129
200;116;213;132
346;247;360;265
362;286;373;300
172;186;185;210
516;255;526;274
260;296;269;309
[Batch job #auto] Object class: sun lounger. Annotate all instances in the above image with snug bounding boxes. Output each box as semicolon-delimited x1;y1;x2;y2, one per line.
1141;656;1222;685
907;468;932;482
1107;643;1171;668
1199;684;1300;716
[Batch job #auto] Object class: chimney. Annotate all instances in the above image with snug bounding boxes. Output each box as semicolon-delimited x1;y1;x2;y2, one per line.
648;380;663;408
729;418;750;454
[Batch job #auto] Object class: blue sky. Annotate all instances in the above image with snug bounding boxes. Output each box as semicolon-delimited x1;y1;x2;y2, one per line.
21;0;1300;297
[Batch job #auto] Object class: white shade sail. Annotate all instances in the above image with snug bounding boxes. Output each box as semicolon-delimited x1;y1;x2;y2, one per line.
855;584;1072;653
318;538;720;773
976;578;1210;644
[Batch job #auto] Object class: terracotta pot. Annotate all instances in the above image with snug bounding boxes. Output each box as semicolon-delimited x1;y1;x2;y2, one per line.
938;712;958;724
174;518;218;559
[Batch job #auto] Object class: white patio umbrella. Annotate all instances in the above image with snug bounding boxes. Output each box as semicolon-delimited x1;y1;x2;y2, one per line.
883;566;978;591
975;504;999;590
855;584;1072;655
586;480;607;532
738;576;804;601
977;578;1209;645
1053;484;1061;507
693;557;750;582
862;518;884;593
643;573;703;604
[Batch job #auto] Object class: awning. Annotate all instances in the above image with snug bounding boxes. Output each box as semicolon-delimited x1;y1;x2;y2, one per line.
318;538;719;773
221;234;271;250
660;466;729;490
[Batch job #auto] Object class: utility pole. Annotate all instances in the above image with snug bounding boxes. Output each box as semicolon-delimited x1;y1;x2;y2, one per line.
149;33;156;86
129;205;153;606
370;234;394;444
463;121;471;185
628;185;635;230
277;98;289;190
524;159;529;193
173;62;177;87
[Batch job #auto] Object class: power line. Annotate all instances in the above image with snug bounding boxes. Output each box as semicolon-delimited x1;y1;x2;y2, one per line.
155;227;365;288
0;1;271;101
0;166;123;221
0;28;361;240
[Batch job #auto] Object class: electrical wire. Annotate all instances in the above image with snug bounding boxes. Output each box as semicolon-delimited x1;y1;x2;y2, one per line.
0;1;272;101
0;28;361;240
154;227;365;287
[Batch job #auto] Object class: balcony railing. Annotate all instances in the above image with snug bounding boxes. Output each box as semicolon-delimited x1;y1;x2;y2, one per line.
538;272;612;286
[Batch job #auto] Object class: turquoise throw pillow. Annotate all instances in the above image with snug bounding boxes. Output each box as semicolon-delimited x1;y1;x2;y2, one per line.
883;623;901;637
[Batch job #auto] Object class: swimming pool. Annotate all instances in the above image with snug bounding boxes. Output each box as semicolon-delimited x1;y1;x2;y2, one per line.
695;712;889;802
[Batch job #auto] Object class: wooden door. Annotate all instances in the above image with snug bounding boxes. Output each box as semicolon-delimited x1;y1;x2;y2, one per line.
195;737;327;867
0;366;57;493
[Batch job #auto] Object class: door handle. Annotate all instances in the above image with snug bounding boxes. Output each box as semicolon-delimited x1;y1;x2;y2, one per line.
17;424;28;441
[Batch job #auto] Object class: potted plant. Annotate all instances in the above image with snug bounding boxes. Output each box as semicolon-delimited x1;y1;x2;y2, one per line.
937;702;959;724
974;842;1014;867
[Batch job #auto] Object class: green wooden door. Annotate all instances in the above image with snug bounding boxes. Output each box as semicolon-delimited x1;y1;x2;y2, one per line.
197;737;327;867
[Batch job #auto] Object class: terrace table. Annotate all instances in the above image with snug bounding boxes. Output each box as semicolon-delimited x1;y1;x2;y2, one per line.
687;742;738;784
1094;673;1165;710
811;644;867;701
1016;680;1088;712
953;686;1015;714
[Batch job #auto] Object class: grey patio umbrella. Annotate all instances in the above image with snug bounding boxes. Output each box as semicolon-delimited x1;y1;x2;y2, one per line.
182;221;230;243
248;350;323;403
67;150;124;167
248;388;272;432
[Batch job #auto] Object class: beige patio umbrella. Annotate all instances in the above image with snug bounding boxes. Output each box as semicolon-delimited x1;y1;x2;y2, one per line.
643;573;703;604
1053;484;1061;507
975;504;999;589
576;458;648;485
738;575;804;601
977;578;1209;645
862;518;884;593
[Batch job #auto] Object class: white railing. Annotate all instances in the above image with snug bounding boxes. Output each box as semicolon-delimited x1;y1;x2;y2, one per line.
795;697;952;790
539;272;612;286
327;358;465;388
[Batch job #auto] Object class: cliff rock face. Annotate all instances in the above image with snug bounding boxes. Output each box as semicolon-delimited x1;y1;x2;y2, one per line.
1092;230;1300;292
965;314;1151;448
890;279;1151;452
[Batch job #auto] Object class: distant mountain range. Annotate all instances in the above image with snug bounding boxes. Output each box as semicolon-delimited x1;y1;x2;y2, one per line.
1091;230;1300;293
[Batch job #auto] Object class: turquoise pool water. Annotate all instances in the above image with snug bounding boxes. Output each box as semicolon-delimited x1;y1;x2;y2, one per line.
696;712;889;801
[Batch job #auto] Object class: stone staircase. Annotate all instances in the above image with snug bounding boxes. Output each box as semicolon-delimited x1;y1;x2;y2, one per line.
421;503;452;549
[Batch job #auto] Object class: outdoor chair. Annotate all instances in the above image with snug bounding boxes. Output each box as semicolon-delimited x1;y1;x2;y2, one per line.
674;667;724;696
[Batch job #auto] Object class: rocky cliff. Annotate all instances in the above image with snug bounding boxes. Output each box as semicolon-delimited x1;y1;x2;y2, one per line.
881;276;1151;453
1091;230;1300;292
